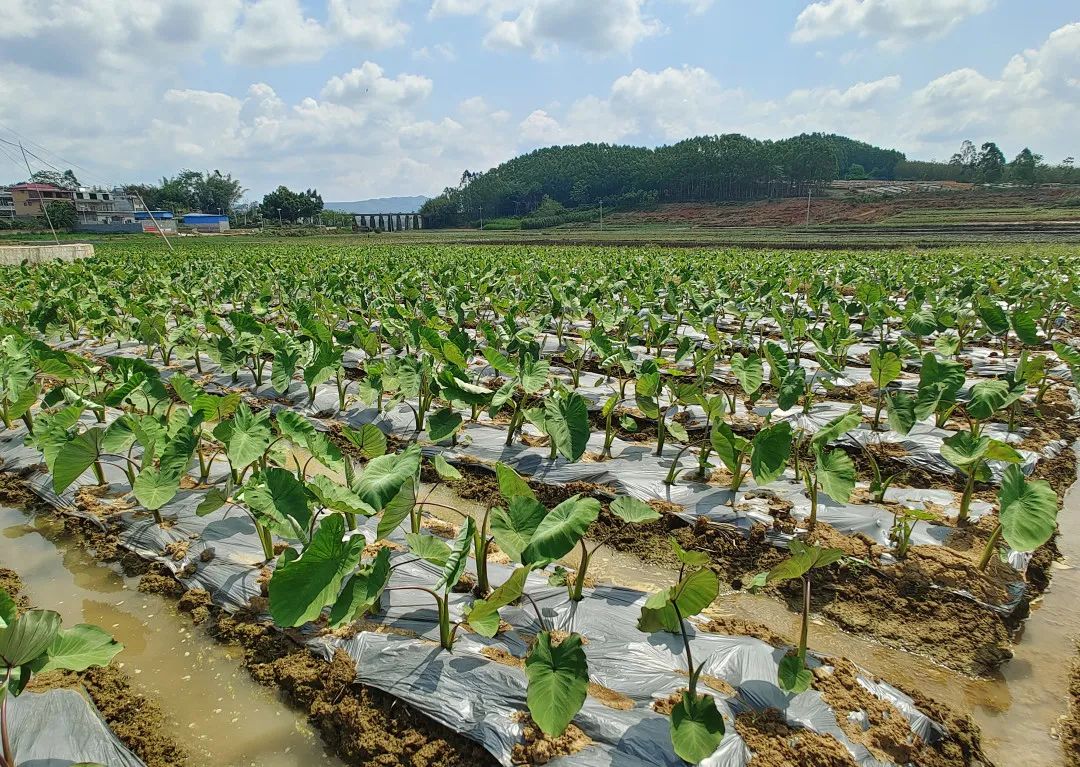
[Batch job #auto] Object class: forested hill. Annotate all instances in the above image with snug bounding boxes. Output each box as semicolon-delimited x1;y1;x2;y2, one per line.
421;132;904;227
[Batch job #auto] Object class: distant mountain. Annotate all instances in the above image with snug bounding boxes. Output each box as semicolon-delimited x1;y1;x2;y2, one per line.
324;196;428;214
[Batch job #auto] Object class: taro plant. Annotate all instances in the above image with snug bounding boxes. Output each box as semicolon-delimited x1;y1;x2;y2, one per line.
0;589;124;767
977;464;1057;570
485;346;550;447
637;539;724;764
395;518;476;649
868;346;902;430
940;430;1022;524
794;407;861;530
748;541;845;693
914;353;966;428
710;420;792;494
0;335;37;433
889;507;936;559
464;566;590;739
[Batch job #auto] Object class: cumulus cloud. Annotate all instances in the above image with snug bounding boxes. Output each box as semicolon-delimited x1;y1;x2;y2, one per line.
429;0;663;56
792;0;992;49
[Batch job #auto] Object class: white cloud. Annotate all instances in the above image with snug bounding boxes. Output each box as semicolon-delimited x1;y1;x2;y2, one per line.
225;0;407;65
429;0;663;56
792;0;992;49
320;62;433;105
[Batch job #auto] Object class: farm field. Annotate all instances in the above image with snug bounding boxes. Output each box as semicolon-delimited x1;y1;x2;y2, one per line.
2;238;1080;767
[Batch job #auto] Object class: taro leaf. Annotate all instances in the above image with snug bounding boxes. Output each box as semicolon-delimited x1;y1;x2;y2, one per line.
777;366;806;411
525;631;589;738
778;654;813;693
435;517;475;592
711;422;751;475
998;464;1058;553
271;346;300;394
905;308;938;338
814;448;856;504
268;514;365;627
428;408;463;443
609;496;660;524
730;353;763;395
214;403;271;470
170;373;200;405
520;496;600;567
544;391;590;462
196;485;230;517
375;477;417;540
978;299;1009;336
967;380;1010;421
103;372;147;407
466;566;529;637
670;691;725;764
0;609;61;667
810;405;862;450
917;353;965;400
29;624;123;674
8;383;38;420
307;475;376;517
132;467;183;512
637;567;719;633
941;431;992;472
0;589;16;629
244;468;312;540
496;461;535;500
667;419;690;444
521;358;550;394
405;533;451;566
328;547;392;628
490;495;548;563
670;537;711;567
53;428;104;493
750;421;792;486
102;415;139;454
884;391;917;435
339;423;387;459
193;392;241;423
869;348;901;388
753;540;844;587
433;454;462;481
355;444;421;511
1010;309;1041;345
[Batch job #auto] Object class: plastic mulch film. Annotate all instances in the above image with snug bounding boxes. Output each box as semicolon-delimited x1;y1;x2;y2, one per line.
1;422;952;767
6;689;146;767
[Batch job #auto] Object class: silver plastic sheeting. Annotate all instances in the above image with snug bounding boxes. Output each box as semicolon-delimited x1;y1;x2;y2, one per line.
6;689;146;767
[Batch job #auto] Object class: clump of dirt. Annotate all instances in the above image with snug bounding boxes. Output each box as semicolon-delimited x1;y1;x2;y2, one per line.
651;689;684;716
423;518;458;538
137;565;188;598
260;648;495;766
734;708;856;766
0;567;28;608
700;616;789;648
813;658;956;766
1063;649;1080;767
510;713;591;765
163;540;190;561
0;473;37;506
178;587;213;625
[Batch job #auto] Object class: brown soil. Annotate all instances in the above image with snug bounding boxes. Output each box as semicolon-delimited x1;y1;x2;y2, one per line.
510;713;592;765
734;708;858;766
608;187;1078;228
700;616;790;648
1065;649;1080;767
480;645;633;711
813;658;988;767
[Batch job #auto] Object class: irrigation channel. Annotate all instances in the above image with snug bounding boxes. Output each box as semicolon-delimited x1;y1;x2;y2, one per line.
1;441;1076;766
0;503;342;767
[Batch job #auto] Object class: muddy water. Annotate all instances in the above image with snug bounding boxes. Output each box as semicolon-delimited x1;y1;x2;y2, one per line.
0;504;342;767
967;443;1080;767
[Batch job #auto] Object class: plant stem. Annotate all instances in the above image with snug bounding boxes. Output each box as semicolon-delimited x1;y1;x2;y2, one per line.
957;467;977;524
798;575;810;662
569;539;589;601
1;666;14;767
977;524;1003;571
256;521;274;562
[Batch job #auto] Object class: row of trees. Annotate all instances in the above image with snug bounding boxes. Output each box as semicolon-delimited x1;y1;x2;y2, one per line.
421;133;905;227
257;186;324;224
897;140;1078;185
124;170;246;214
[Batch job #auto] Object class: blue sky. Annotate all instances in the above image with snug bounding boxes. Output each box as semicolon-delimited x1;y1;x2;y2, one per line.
1;1;1077;200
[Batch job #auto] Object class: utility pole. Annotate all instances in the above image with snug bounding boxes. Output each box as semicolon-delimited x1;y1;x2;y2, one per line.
19;141;59;245
479;203;483;231
599;198;603;231
277;207;282;226
805;184;812;226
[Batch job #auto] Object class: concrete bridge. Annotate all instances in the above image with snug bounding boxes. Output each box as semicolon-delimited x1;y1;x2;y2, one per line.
355;213;425;231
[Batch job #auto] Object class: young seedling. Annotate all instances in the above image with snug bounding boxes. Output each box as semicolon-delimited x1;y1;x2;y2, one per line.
800;407;860;530
940;431;1022;524
977;464;1057;570
747;541;845;693
889;507;936;559
868;346;902;430
0;590;124;767
637;539;724;764
712;420;792;495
